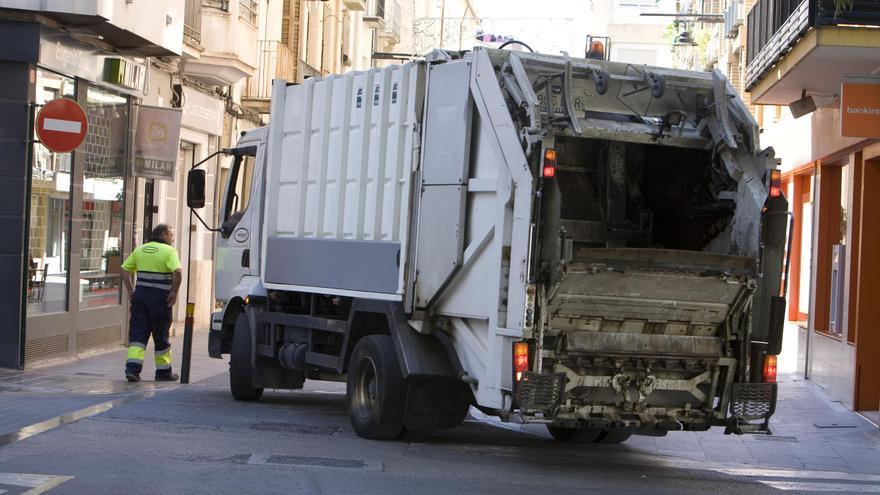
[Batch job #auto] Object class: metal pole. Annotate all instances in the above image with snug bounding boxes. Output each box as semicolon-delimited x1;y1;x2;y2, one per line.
180;186;195;383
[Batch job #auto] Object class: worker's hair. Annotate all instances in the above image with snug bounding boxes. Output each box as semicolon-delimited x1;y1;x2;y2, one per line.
150;224;173;240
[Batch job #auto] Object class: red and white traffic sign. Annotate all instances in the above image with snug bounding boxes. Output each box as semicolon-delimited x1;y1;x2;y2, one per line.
36;98;88;153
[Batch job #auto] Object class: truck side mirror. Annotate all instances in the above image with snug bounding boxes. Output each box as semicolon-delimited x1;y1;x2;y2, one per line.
187;169;206;209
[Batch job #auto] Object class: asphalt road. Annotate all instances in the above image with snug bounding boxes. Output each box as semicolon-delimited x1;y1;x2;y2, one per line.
0;372;874;495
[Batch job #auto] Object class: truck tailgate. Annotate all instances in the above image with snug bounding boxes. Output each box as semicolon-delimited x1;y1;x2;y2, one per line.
548;248;757;347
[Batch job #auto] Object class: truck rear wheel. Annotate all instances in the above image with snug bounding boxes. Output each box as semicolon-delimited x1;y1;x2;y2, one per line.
347;335;405;440
230;312;263;401
546;425;603;443
596;428;632;444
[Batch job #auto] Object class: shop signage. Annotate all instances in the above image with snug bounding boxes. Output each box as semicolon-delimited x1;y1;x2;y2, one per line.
104;58;146;91
841;76;880;138
134;105;183;181
36;98;88;153
181;87;224;135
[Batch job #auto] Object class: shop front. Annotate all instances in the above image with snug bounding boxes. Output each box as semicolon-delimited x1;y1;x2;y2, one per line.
0;22;144;367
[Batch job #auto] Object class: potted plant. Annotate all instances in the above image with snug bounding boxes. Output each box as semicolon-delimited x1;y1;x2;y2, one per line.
103;247;122;275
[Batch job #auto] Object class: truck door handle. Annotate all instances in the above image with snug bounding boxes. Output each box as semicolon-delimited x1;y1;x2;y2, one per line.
241;249;250;268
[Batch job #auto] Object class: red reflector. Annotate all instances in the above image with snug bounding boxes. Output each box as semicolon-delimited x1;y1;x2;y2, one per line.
542;148;557;178
770;170;782;197
763;354;778;383
514;341;529;382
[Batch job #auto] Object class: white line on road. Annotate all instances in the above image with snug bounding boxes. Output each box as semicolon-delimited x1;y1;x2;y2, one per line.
713;468;880;483
42;118;82;134
0;473;74;494
760;481;880;492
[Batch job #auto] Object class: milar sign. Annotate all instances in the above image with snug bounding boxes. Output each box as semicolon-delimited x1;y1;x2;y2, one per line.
134;105;183;180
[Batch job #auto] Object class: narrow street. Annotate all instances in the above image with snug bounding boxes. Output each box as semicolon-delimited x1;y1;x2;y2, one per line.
0;332;878;494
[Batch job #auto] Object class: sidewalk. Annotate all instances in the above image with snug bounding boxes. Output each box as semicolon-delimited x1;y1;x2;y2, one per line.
0;329;227;445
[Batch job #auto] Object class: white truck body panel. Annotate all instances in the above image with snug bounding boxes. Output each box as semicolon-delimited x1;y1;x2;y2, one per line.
261;63;424;299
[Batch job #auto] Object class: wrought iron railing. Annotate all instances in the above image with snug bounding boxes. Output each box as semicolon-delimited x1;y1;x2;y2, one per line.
244;41;297;100
184;0;202;45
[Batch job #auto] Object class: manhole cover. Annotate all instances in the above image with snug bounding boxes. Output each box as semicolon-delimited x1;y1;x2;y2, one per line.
250;422;340;435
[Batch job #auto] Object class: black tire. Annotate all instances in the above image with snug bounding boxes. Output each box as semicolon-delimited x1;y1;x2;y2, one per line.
595;428;632;444
347;335;406;440
230;312;263;401
546;425;603;443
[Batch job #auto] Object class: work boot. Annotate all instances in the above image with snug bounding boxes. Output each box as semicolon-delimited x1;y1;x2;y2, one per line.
155;373;179;382
125;372;141;383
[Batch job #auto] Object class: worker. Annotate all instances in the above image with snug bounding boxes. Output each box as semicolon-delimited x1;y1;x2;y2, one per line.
120;224;183;382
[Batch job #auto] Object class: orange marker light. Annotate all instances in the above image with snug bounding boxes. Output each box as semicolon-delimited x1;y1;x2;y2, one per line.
769;169;782;198
763;354;778;383
542;148;557;178
514;341;529;382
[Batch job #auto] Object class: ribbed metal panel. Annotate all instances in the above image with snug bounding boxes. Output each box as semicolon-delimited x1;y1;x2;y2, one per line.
77;326;123;352
25;334;69;363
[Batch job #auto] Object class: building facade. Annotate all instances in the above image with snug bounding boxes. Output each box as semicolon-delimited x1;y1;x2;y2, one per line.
744;0;880;420
0;0;186;368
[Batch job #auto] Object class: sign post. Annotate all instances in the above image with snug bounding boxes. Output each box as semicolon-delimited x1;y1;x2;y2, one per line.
36;98;88;153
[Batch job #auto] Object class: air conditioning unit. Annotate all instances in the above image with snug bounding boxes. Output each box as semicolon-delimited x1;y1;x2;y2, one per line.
342;0;366;11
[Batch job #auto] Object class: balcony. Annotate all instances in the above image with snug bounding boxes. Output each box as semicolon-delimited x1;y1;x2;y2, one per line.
377;0;401;45
746;0;880;105
725;0;743;39
363;0;386;29
0;0;183;55
181;0;258;86
242;40;297;113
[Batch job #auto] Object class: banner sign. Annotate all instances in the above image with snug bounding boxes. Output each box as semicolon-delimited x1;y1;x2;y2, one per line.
841;76;880;138
134;105;182;181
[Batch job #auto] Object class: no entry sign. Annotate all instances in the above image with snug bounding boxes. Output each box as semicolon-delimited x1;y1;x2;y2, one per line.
36;98;88;153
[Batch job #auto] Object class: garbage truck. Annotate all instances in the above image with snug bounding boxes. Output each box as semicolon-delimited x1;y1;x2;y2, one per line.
187;47;790;442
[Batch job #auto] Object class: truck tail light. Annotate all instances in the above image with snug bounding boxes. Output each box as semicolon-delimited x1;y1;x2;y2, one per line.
542;148;557;178
514;341;529;382
763;354;778;383
769;169;782;197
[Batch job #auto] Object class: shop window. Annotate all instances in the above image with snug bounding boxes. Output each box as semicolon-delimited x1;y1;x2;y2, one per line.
28;69;75;315
79;86;128;309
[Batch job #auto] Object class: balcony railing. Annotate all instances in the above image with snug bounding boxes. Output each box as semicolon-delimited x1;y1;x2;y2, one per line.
244;40;297;100
184;0;202;45
745;0;880;89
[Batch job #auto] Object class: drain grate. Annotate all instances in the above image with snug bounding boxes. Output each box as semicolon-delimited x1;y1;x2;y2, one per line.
752;435;798;443
258;455;364;469
250;422;340;435
814;424;857;429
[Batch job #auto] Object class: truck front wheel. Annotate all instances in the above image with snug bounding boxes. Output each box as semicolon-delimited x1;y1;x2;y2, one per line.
546;425;603;443
347;335;405;440
230;312;263;401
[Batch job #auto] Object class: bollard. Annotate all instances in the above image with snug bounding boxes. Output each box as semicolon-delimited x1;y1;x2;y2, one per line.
180;302;195;384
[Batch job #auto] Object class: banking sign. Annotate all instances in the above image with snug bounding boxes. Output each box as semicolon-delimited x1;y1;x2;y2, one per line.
841;77;880;138
134;105;183;181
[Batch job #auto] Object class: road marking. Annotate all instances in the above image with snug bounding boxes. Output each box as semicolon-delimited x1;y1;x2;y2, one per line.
0;391;156;447
760;481;880;492
713;468;880;483
42;118;82;134
0;473;73;494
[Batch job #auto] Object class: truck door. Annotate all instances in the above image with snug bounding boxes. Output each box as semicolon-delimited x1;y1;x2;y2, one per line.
215;146;260;302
